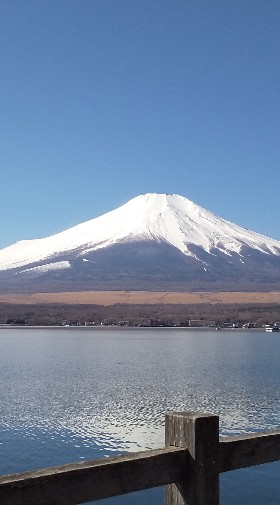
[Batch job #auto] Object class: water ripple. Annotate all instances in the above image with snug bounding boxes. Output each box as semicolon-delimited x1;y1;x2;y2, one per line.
0;327;280;473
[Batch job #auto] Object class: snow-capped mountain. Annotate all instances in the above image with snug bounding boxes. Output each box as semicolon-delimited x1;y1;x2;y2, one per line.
1;193;280;293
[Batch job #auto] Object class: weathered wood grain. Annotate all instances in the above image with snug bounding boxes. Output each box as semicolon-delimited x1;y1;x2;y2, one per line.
0;447;187;505
165;412;219;505
218;430;280;472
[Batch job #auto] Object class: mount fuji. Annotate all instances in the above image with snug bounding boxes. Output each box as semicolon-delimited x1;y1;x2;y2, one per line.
1;193;280;293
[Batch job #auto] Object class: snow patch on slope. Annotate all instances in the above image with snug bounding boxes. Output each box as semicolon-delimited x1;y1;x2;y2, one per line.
19;261;71;274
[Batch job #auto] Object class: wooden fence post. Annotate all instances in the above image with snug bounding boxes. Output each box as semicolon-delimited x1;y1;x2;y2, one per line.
165;412;219;505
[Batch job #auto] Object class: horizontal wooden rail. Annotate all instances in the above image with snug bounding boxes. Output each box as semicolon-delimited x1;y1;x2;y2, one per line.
218;430;280;472
0;447;188;505
2;412;280;505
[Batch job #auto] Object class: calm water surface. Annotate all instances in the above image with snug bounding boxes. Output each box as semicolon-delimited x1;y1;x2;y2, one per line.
0;327;280;504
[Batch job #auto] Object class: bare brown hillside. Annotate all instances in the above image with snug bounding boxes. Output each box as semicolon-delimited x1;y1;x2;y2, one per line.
0;290;280;305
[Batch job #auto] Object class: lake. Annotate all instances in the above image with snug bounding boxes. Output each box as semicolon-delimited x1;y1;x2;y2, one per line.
0;327;280;504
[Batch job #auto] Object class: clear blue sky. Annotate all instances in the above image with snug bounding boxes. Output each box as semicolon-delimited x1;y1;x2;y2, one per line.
1;0;279;248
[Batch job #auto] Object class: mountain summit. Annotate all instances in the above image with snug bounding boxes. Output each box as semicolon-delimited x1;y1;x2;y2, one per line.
1;193;280;293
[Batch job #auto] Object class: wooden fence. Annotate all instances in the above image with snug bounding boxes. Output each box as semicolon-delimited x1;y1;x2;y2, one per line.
1;411;280;505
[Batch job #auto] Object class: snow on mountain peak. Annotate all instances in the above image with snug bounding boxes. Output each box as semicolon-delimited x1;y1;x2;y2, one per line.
0;193;279;272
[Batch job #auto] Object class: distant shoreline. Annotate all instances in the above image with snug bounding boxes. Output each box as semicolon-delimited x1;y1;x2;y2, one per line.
0;325;266;331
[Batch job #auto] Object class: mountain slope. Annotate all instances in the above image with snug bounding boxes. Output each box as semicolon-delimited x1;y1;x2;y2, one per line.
1;193;280;293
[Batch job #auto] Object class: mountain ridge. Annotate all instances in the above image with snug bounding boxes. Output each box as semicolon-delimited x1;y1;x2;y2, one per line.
1;193;280;293
1;193;280;271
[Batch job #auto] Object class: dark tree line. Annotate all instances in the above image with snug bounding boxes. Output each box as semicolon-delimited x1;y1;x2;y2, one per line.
1;302;280;327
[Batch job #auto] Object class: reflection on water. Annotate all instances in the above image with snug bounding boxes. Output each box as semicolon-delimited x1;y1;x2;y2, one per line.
0;327;280;503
